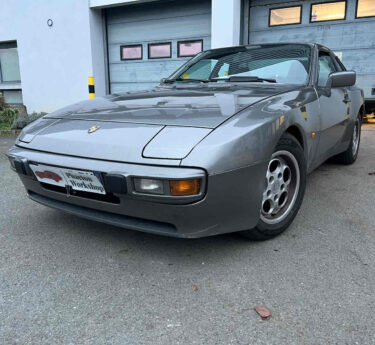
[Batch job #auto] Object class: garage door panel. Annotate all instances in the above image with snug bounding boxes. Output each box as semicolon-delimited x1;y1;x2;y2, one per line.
250;23;375;52
340;49;375;74
107;15;211;44
356;75;375;99
107;0;210;25
248;0;375;100
110;82;159;94
250;27;320;45
107;0;211;94
250;1;375;48
249;4;272;31
109;60;185;83
108;38;211;64
250;0;292;6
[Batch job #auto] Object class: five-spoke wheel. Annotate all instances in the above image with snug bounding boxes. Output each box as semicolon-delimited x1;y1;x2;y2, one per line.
260;150;300;225
242;133;306;240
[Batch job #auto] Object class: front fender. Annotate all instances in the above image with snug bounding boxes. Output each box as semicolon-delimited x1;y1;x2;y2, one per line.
182;87;320;175
180;110;278;174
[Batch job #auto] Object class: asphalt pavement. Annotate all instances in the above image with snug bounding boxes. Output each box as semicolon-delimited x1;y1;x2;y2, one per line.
0;127;374;345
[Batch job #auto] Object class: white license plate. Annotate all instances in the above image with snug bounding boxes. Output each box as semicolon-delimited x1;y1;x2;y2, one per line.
29;164;106;195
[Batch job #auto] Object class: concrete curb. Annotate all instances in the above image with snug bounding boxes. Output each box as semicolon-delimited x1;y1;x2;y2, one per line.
0;130;21;136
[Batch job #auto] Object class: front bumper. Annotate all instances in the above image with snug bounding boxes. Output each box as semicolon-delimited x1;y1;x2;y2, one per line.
6;146;267;238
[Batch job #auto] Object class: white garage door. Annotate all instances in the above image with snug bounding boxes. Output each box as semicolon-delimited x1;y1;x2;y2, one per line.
247;0;375;102
106;0;211;94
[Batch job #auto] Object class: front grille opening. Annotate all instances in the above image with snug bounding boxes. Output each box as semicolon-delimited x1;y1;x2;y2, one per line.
40;183;120;204
28;191;177;235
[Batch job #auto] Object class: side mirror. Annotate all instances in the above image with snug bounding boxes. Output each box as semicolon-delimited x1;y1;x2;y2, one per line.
327;71;356;88
160;78;167;84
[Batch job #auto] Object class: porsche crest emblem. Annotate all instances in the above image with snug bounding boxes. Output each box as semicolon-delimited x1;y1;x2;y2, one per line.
88;125;100;134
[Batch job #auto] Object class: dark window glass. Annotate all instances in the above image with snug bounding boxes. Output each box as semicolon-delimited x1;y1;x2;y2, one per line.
148;43;171;59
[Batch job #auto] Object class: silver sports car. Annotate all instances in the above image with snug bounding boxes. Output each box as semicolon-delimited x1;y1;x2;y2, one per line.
6;43;364;239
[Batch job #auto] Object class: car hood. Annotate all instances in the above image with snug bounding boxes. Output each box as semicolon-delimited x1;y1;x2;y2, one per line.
17;84;297;163
44;84;298;129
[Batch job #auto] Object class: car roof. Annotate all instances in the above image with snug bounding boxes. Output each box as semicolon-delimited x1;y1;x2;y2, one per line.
206;42;320;53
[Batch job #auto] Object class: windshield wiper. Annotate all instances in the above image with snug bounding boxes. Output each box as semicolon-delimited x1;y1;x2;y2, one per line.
163;78;210;84
164;76;277;84
214;76;277;83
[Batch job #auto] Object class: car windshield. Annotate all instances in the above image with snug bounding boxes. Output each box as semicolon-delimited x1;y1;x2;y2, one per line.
169;44;311;85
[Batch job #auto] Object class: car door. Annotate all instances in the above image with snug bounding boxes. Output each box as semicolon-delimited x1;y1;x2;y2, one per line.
315;50;349;159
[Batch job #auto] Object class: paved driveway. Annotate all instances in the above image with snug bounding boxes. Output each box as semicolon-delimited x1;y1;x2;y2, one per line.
1;127;374;345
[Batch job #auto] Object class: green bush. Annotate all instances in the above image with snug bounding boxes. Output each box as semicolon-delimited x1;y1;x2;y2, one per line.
0;108;18;127
29;111;47;121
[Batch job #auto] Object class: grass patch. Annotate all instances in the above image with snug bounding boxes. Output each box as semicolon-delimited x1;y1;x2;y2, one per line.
0;122;11;130
0;132;18;137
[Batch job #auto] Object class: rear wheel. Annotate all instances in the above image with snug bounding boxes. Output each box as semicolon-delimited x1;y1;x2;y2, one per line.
242;133;306;240
334;115;361;164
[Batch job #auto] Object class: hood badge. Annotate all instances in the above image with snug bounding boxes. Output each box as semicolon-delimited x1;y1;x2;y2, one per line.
88;125;100;134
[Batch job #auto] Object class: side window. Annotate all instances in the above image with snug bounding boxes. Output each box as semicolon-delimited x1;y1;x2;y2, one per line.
318;52;337;87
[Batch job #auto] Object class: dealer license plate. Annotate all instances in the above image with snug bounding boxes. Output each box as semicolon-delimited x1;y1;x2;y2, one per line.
29;163;106;195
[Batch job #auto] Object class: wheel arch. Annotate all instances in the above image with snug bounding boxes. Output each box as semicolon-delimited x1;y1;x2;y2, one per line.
285;124;305;151
359;105;365;121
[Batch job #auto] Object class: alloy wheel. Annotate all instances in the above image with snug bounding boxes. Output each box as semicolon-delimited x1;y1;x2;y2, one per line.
260;150;300;225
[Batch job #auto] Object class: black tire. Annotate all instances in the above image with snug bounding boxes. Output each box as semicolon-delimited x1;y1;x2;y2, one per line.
241;133;307;241
333;115;361;165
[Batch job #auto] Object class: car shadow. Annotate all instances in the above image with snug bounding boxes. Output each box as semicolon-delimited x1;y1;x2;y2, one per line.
44;208;259;265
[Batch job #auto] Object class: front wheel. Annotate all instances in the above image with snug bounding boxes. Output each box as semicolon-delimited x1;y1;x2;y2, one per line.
242;133;307;240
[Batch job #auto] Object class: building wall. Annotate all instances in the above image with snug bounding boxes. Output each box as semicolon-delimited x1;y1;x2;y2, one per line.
211;0;242;48
0;0;244;113
0;0;106;113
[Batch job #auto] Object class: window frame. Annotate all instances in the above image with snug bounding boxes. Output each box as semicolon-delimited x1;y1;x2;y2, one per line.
355;0;375;19
172;44;314;86
177;39;203;58
0;89;23;104
0;41;17;49
310;1;347;23
148;42;172;59
120;44;143;61
331;52;346;71
268;5;303;27
317;49;339;87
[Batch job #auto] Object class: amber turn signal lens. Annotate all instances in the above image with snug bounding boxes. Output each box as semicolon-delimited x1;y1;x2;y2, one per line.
169;179;201;196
